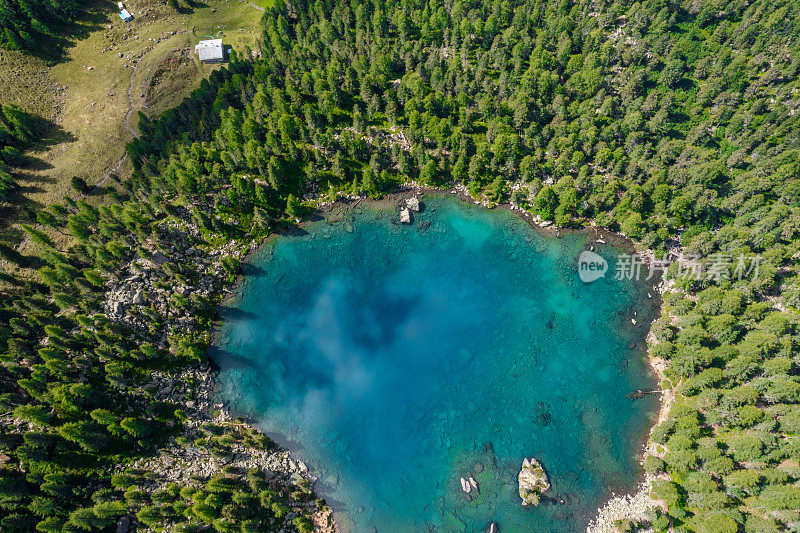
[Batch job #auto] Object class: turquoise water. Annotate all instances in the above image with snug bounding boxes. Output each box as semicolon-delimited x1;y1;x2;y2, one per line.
213;196;658;532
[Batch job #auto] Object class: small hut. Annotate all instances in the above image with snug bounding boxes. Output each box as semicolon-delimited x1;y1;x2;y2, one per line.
119;8;132;21
195;39;225;63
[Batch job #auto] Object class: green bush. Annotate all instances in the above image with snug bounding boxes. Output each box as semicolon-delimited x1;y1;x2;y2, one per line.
726;433;764;462
644;455;666;476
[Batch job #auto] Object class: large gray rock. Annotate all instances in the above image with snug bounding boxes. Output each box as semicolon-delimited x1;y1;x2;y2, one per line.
151;251;168;265
111;301;125;315
116;516;131;533
518;457;549;506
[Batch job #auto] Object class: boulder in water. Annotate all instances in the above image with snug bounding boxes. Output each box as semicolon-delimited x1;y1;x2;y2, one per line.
400;208;412;224
518;457;549;506
406;196;420;211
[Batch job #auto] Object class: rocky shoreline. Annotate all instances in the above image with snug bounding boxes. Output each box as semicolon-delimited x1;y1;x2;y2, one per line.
100;208;331;531
289;184;671;532
587;277;674;533
107;183;670;533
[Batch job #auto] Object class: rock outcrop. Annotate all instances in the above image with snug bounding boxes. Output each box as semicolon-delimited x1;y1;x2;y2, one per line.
518;457;549;506
400;207;412;223
406;196;420;211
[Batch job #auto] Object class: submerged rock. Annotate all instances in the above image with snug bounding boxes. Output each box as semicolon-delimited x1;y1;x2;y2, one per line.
518;457;549;506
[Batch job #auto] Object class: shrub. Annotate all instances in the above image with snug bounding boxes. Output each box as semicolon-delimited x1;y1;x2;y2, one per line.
644;455;666;475
724;355;759;382
762;377;800;403
688;511;739;533
613;518;638;532
723;469;761;497
651;479;683;512
720;385;760;408
697;441;733;473
744;515;782;533
651;341;676;360
726;433;764;462
706;314;741;344
292;516;314;533
735;405;765;428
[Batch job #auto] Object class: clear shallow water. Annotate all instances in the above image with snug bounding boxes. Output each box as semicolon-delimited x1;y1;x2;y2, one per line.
213;196;658;532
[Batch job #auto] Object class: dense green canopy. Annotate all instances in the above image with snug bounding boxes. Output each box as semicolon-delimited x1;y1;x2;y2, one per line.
0;0;82;49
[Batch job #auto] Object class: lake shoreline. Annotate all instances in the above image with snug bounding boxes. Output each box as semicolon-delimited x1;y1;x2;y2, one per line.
213;184;670;533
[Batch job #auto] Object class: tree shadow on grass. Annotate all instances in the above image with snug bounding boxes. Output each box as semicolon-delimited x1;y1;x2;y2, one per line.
22;0;126;64
172;0;210;15
10;121;77;193
85;183;113;196
0;120;78;229
31;120;78;148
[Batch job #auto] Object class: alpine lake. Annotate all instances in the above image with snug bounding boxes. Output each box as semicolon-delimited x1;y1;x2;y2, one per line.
212;194;660;532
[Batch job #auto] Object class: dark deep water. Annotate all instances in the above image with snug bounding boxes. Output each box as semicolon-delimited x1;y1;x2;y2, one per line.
212;196;658;532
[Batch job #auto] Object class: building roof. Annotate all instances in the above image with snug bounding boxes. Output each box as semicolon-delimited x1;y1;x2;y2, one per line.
195;39;224;62
119;9;132;21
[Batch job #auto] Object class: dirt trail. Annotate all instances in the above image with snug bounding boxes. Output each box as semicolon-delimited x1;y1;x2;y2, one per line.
14;1;266;251
96;0;267;193
240;0;265;12
92;30;191;194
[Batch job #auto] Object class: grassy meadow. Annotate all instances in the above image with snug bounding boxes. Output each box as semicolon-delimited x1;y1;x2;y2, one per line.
0;0;266;245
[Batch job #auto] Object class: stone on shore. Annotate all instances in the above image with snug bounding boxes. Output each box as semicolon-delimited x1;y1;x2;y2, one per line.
400;207;412;224
518;457;549;506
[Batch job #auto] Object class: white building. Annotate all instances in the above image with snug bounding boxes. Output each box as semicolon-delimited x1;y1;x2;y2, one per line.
195;39;225;63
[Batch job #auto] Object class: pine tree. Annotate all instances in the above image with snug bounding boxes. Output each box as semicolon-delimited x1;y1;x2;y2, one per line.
286;194;301;220
361;167;378;198
331;150;347;181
